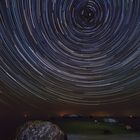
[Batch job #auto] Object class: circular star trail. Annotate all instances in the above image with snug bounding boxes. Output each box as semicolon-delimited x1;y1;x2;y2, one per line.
0;0;140;106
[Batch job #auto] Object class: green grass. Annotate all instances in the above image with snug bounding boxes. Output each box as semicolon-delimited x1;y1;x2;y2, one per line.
55;120;128;135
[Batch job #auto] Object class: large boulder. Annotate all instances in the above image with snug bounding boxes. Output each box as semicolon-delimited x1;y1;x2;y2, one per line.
15;121;67;140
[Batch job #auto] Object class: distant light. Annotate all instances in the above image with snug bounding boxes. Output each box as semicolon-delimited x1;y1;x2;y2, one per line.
125;125;132;130
23;112;30;118
24;114;28;118
129;115;133;118
94;120;98;123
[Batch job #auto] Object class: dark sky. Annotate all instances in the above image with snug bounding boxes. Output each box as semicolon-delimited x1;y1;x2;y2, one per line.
0;0;140;117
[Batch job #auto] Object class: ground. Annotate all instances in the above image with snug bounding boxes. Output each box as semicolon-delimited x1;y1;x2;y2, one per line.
56;120;128;135
68;134;140;140
54;119;140;140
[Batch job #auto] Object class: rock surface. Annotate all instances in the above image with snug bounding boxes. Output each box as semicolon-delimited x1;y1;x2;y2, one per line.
15;121;67;140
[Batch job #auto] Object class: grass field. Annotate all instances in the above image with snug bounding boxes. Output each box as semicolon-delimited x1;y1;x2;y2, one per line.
54;120;140;140
68;134;140;140
55;120;129;135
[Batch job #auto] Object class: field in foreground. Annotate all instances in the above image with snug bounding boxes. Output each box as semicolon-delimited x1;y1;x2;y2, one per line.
55;120;130;135
54;119;140;140
68;134;140;140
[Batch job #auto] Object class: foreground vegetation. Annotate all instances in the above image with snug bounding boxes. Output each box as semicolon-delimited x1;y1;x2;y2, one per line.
55;120;129;135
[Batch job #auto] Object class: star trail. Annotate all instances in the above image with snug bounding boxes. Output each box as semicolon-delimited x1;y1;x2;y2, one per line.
0;0;140;107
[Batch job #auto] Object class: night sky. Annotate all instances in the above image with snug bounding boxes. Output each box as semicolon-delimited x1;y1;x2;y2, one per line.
0;0;140;116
